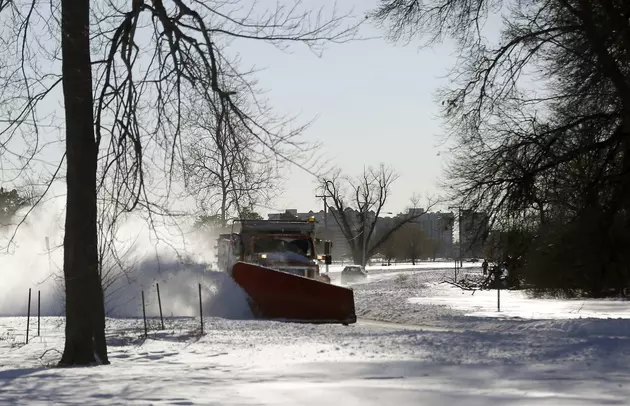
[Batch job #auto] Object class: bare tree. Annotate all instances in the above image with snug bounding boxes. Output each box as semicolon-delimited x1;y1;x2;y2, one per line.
373;0;630;218
397;222;424;265
0;0;362;366
379;232;399;265
180;74;308;226
372;0;630;295
321;164;435;266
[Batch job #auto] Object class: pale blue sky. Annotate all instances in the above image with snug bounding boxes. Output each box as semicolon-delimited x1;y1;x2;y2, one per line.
228;1;460;216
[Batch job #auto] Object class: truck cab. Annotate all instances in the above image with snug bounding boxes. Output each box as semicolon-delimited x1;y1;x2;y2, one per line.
216;218;354;324
216;218;331;281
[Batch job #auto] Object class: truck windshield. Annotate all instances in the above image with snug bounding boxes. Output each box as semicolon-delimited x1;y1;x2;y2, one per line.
253;237;314;258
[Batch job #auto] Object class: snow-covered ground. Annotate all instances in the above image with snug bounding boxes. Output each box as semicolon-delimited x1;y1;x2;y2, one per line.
2;315;630;405
325;260;479;275
2;264;630;405
409;287;630;319
351;267;630;325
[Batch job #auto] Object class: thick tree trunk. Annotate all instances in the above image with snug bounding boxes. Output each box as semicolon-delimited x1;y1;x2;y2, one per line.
352;250;363;267
58;0;109;366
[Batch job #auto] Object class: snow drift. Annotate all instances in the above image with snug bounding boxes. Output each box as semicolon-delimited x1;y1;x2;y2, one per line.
0;194;253;320
104;257;253;319
0;197;66;317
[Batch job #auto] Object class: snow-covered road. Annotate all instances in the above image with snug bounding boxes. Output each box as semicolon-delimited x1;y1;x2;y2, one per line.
2;316;630;405
2;264;630;405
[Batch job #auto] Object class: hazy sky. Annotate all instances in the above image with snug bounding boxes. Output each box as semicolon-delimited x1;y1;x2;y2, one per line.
228;1;460;216
0;0;463;218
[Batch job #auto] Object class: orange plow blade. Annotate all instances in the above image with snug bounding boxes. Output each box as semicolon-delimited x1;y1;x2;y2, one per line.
232;262;357;324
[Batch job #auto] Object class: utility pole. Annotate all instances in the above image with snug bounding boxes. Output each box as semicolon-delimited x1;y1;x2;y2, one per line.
316;193;331;273
448;206;464;275
315;194;328;228
459;207;463;268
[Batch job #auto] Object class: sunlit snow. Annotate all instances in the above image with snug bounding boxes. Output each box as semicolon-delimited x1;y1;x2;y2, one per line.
2;263;630;405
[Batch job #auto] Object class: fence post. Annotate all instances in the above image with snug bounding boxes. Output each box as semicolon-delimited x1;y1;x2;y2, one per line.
497;283;501;312
26;288;32;344
141;290;148;338
198;283;203;335
156;283;164;330
37;290;41;336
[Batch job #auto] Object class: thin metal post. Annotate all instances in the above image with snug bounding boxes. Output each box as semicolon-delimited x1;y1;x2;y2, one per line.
37;290;41;336
141;290;148;337
156;283;164;330
26;288;31;344
198;283;204;334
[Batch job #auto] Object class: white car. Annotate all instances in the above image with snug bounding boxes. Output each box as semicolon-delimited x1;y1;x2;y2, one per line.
340;265;368;284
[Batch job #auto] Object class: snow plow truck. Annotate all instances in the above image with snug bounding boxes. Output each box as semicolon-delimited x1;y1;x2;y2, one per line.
216;218;357;325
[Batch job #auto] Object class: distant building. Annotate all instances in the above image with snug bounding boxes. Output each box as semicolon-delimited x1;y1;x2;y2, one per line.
267;207;456;261
380;208;455;259
421;211;455;259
